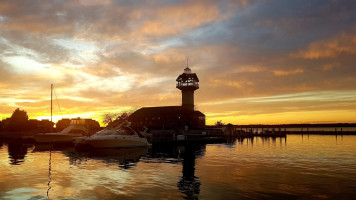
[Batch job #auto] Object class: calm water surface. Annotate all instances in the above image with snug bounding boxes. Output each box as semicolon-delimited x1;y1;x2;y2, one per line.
1;135;356;200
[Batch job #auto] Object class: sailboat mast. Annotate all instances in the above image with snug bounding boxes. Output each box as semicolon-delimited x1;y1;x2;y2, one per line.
51;84;53;123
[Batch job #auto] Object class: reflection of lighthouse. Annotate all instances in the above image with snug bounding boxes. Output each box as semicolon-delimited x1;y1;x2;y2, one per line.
176;63;200;111
177;144;205;199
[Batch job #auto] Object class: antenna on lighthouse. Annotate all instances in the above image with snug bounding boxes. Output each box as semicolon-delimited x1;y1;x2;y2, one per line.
186;57;189;67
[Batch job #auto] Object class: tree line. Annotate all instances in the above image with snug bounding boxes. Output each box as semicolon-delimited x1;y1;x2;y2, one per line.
0;108;100;133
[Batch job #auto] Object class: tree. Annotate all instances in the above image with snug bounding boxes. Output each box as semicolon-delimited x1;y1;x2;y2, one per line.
56;118;71;131
102;113;119;126
101;108;137;126
215;120;225;128
8;108;29;131
118;112;130;120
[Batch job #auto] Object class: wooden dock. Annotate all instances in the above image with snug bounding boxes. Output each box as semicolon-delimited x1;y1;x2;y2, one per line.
223;125;286;138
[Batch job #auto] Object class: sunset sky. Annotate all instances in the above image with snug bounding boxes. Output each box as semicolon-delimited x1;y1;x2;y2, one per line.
1;0;356;125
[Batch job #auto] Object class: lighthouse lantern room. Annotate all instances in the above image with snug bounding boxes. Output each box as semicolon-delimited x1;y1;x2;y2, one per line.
176;64;199;110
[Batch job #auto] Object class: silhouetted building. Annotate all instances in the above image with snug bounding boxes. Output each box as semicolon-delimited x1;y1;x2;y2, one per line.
129;106;205;130
129;66;205;130
56;118;101;132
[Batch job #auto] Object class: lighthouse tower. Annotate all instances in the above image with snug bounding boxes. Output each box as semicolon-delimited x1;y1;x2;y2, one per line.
176;63;199;110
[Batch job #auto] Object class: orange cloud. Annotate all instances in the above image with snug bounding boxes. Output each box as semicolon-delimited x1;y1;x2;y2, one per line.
134;2;222;37
273;68;304;76
292;32;356;59
0;2;15;13
233;65;266;73
76;0;112;7
154;54;183;64
321;63;340;71
4;15;74;35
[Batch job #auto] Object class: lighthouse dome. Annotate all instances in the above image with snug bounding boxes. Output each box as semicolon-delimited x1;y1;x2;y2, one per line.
184;67;191;74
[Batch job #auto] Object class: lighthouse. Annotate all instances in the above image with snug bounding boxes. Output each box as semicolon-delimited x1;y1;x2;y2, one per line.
128;61;205;131
176;64;199;111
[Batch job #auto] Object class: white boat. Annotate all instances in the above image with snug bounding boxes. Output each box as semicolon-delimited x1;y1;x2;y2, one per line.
73;120;150;149
32;119;93;143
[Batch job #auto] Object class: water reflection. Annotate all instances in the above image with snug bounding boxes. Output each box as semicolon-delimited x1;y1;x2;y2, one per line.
236;137;255;145
177;145;203;200
1;136;355;199
47;150;52;199
149;144;206;199
335;134;343;143
7;142;32;165
66;148;148;169
33;143;74;152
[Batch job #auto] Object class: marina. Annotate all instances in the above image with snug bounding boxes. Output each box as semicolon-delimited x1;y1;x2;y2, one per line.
1;67;356;146
1;1;356;199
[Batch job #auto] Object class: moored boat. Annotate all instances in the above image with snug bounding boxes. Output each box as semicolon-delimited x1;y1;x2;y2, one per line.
73;120;150;149
31;118;95;143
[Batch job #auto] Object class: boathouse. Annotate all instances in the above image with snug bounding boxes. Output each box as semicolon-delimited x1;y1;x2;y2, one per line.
129;65;205;130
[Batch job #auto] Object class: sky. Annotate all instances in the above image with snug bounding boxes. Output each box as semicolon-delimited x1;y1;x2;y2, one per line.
0;0;356;125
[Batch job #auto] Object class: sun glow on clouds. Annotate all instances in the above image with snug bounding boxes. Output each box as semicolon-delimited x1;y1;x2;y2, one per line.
202;91;356;105
3;56;50;74
202;91;356;124
206;110;356;125
0;0;356;124
0;37;52;74
0;15;7;22
292;32;356;59
273;68;303;76
52;38;100;63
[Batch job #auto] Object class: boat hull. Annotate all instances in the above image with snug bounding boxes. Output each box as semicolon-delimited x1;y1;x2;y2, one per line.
33;134;82;143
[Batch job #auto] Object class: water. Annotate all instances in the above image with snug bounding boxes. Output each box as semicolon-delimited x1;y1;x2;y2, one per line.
1;135;356;199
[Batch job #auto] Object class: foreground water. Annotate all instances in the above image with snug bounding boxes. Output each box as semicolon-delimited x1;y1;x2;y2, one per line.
1;135;356;200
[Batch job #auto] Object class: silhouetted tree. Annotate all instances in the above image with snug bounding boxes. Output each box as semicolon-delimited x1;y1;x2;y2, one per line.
102;108;137;126
118;112;130;120
102;113;119;125
215;120;225;128
56;118;71;131
8;108;29;131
